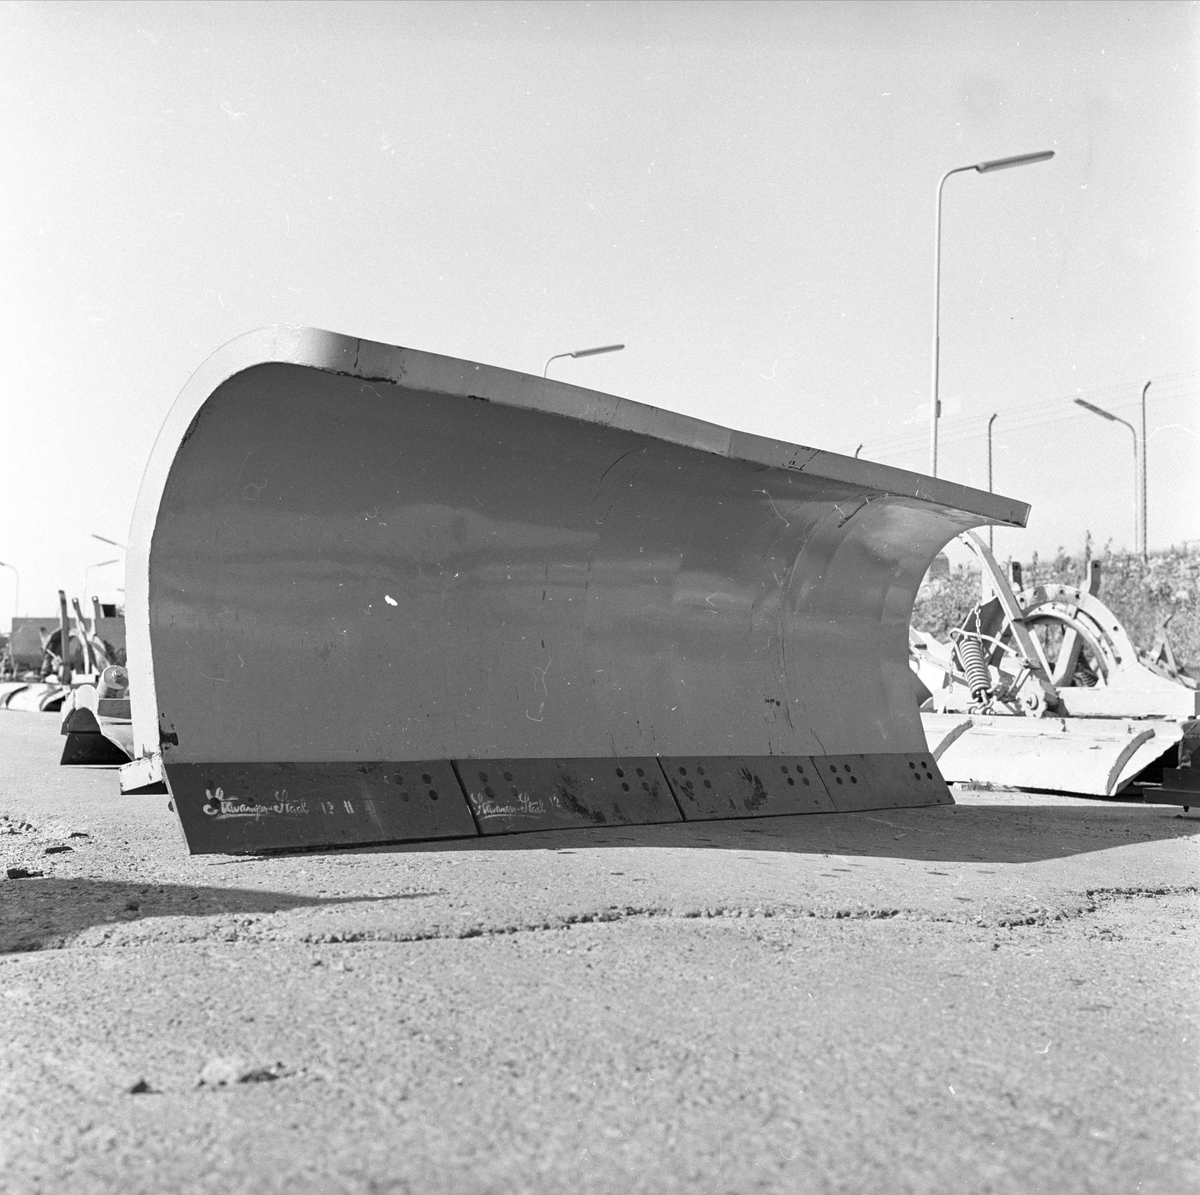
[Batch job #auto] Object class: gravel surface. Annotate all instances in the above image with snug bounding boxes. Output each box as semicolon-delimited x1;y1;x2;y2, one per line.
1;711;1197;1194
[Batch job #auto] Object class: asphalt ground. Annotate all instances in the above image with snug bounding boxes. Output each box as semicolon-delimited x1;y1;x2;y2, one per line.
1;711;1197;1195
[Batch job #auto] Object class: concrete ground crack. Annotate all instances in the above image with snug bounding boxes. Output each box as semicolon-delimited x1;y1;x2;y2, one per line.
8;887;1198;955
1083;885;1197;900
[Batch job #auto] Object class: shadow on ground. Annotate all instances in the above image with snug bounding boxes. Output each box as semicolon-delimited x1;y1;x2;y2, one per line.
3;803;1196;952
314;800;1200;865
0;880;439;954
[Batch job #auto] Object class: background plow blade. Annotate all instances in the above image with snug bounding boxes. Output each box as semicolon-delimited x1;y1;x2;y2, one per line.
127;327;1025;853
915;533;1197;801
926;712;1182;797
59;681;134;767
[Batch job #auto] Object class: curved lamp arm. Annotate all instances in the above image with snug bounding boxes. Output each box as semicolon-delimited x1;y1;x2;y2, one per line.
544;343;624;378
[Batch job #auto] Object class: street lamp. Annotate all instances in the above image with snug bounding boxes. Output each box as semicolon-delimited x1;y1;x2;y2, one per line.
1139;380;1150;561
1074;398;1139;552
930;150;1055;478
544;343;624;378
0;560;18;619
91;533;126;550
84;559;120;605
986;412;998;552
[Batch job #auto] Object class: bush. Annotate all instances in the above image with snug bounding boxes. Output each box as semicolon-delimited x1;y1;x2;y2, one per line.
912;541;1200;671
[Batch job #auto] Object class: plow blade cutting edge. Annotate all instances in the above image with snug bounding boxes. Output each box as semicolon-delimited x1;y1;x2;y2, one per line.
126;327;1027;853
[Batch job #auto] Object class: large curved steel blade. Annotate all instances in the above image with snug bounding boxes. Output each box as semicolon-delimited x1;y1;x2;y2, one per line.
126;328;1027;852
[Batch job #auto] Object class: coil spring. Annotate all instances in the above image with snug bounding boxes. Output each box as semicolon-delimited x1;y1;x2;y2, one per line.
955;633;992;703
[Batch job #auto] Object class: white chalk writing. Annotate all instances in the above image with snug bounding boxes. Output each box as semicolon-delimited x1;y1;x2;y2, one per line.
474;791;546;819
202;786;310;820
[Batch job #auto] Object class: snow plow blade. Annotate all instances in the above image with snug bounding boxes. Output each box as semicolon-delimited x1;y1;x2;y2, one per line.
923;712;1187;797
126;327;1028;854
0;682;69;713
913;532;1199;800
59;683;135;767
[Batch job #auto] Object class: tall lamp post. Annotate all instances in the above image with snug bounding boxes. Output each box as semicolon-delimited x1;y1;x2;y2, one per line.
930;149;1055;478
544;343;624;378
1140;380;1150;561
0;560;18;620
84;559;120;606
1074;398;1139;553
986;412;998;552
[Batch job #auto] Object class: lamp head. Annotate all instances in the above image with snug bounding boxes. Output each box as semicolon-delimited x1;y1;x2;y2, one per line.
976;150;1055;174
570;344;624;359
1074;398;1118;422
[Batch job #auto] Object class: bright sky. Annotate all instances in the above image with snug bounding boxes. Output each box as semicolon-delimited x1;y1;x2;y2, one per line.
2;0;1197;620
